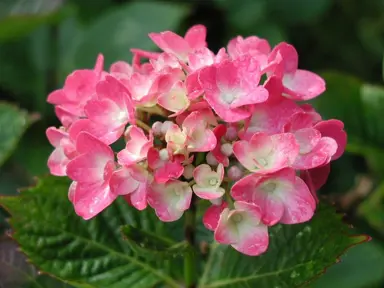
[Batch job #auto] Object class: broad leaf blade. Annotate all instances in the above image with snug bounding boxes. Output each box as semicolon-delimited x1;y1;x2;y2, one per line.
199;204;367;288
0;102;36;166
121;225;190;259
0;176;181;288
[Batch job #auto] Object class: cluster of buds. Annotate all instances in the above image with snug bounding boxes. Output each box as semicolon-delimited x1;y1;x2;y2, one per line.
46;25;346;256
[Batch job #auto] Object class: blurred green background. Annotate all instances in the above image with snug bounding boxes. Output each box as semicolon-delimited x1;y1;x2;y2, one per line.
0;0;384;287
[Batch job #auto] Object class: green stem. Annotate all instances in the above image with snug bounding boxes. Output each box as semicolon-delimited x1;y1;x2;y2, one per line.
184;197;197;288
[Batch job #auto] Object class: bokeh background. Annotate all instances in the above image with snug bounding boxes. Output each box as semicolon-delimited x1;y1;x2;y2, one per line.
0;0;384;287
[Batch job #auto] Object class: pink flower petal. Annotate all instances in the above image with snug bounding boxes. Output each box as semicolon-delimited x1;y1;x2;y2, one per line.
283;70;326;101
314;119;347;160
184;24;207;50
71;182;117;220
279;177;316;224
154;160;184;183
117;126;153;166
233;132;299;173
292;136;338;170
203;202;228;231
214;202;269;256
211;125;229;166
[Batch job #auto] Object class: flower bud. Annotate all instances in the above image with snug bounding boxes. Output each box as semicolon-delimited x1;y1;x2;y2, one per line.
159;148;169;161
161;121;174;134
225;126;238;141
206;152;218;166
152;121;163;136
220;143;233;156
228;165;243;181
183;164;195;179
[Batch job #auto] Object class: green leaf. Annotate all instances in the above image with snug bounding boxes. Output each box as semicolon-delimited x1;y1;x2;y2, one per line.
0;0;69;42
313;240;384;288
0;102;36;166
121;225;190;259
0;176;183;288
66;2;189;74
198;204;367;288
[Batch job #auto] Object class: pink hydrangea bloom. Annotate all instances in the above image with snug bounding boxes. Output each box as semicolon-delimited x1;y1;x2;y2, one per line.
46;24;347;257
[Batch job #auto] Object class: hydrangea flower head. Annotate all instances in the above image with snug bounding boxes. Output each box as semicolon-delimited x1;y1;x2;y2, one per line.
46;24;346;256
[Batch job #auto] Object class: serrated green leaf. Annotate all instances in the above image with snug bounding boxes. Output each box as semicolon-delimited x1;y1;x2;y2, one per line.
0;102;35;166
0;176;184;288
121;225;191;259
66;2;189;74
198;204;367;288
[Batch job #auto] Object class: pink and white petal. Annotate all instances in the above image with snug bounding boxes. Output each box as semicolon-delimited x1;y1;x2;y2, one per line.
231;222;269;256
230;201;269;256
193;186;225;200
244;98;300;138
85;99;127;129
47;147;69;176
55;106;78;127
203;202;228;231
184;24;207;50
283;70;326;100
110;61;133;76
186;72;204;99
314;119;346;160
154;161;184;183
270;133;299;168
230;86;269;108
193;164;213;186
211;125;230;166
46;127;68;147
72;182;117;220
110;168;140;196
206;97;251;122
284;112;317;133
69;119;124;145
66;154;105;183
295;128;322;154
75;132;114;159
188;128;217;152
68;181;77;202
214;208;239;245
147;181;192;222
279;177;316;224
293;137;337;170
231;174;284;225
269;42;298;75
129;182;148;211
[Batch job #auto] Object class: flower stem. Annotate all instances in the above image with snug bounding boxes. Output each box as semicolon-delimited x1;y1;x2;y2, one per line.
136;119;151;132
184;196;197;288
